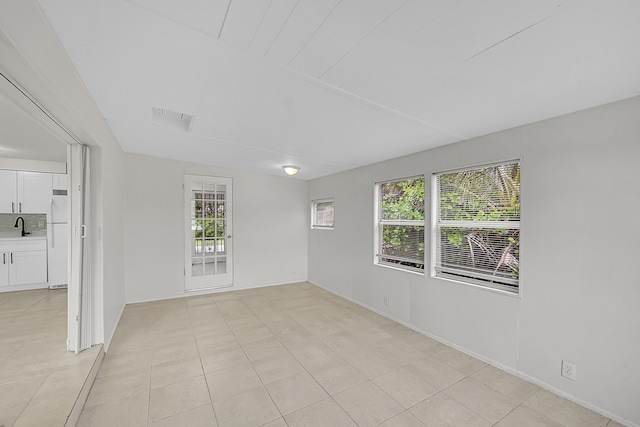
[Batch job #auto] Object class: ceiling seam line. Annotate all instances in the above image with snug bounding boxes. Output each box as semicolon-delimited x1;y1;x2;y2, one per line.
262;0;302;58
218;0;233;39
273;65;467;140
122;0;225;124
286;0;344;67
319;0;410;79
370;0;493;105
123;0;222;41
463;15;553;63
246;0;274;51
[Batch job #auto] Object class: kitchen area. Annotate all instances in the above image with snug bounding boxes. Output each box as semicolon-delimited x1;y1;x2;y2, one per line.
0;170;68;293
0;72;94;425
0;165;95;427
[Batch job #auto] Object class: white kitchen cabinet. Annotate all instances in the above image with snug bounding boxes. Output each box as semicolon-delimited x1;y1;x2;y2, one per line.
10;250;47;285
0;170;18;213
18;172;53;214
0;171;52;214
0;238;48;288
0;252;8;287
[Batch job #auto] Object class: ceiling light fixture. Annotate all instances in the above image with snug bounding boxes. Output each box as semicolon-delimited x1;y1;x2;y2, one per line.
283;165;300;176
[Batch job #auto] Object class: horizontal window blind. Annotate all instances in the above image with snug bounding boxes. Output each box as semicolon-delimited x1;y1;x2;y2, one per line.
435;162;520;290
378;224;425;264
312;199;334;228
376;176;425;271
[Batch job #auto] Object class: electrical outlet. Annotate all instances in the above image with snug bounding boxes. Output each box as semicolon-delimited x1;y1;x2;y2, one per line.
561;360;577;380
383;296;389;306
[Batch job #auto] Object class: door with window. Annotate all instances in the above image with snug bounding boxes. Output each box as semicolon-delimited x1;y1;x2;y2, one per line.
185;175;233;291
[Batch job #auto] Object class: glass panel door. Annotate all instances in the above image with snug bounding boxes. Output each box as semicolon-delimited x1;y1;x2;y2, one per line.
185;175;232;291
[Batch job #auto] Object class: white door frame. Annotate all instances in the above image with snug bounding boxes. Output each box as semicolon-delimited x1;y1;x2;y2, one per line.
68;143;92;352
184;175;233;292
1;45;91;353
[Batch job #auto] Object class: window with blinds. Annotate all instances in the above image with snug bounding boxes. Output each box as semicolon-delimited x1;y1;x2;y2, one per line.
434;161;520;292
375;176;425;272
311;199;334;229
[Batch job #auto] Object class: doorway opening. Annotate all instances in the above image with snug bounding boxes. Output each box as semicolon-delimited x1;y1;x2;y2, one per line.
184;175;233;291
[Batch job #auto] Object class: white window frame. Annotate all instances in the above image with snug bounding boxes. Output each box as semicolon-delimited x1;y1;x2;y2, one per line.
311;198;334;229
432;160;520;293
374;175;425;273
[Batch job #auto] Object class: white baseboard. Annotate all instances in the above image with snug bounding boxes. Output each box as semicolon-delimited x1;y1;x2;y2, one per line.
125;278;309;305
102;304;124;353
307;280;637;427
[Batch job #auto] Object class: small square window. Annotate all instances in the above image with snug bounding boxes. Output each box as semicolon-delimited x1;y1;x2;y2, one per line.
311;199;334;229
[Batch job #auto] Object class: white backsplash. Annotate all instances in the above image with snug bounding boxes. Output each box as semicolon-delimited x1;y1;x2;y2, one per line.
0;213;47;237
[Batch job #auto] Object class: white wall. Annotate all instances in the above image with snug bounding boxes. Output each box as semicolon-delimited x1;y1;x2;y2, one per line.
123;153;308;303
94;146;126;349
308;96;640;426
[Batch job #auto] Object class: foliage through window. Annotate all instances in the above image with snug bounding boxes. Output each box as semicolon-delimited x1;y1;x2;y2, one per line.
376;176;425;272
193;187;226;255
434;162;520;291
312;199;334;229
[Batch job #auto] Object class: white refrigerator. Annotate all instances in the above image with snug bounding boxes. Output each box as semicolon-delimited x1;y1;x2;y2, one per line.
47;174;68;289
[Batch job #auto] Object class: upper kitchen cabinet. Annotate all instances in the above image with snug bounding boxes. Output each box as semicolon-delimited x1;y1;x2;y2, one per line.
0;170;17;213
0;171;53;214
19;172;53;213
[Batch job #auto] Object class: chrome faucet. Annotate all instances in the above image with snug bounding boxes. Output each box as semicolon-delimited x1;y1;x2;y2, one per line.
14;216;28;237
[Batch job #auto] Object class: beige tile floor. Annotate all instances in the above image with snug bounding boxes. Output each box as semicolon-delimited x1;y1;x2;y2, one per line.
0;288;102;427
79;282;624;427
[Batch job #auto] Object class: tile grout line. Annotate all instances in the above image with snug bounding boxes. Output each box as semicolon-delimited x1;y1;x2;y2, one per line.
190;292;223;427
236;292;296;424
242;288;409;426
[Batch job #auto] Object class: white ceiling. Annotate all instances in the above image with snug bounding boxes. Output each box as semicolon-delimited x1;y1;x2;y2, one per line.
33;0;640;179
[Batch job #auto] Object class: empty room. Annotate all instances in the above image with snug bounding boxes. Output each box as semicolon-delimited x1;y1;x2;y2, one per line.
0;1;638;426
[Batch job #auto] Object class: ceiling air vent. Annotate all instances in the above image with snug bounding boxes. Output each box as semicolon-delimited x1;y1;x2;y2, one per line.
151;107;194;132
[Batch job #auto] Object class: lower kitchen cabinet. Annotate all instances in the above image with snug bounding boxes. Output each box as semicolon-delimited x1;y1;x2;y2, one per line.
0;238;47;288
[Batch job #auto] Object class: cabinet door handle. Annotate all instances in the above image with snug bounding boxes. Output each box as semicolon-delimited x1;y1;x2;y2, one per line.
3;253;5;264
11;202;14;213
19;202;22;213
10;253;13;264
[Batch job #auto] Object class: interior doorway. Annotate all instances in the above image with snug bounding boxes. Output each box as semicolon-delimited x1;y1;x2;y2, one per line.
0;70;90;352
184;175;233;291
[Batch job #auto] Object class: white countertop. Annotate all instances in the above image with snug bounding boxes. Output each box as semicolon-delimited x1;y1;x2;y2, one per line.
0;233;47;240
